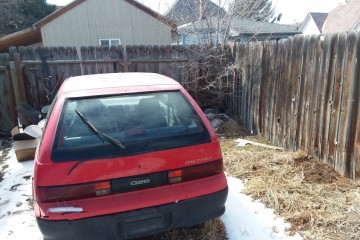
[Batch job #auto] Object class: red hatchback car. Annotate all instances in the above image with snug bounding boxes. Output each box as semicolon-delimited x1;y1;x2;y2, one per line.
33;73;228;240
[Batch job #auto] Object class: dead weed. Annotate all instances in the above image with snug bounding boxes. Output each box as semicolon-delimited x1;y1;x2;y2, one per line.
216;119;248;138
221;139;360;240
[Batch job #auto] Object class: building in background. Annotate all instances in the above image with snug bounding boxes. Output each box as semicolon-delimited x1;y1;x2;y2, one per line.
165;0;226;26
177;18;300;44
323;0;360;33
299;12;328;35
0;0;176;52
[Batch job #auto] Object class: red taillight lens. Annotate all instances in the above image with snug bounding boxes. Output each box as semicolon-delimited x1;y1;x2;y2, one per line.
168;160;223;184
35;180;111;203
168;170;183;183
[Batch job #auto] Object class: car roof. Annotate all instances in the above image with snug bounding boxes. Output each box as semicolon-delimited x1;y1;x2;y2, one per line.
58;73;182;97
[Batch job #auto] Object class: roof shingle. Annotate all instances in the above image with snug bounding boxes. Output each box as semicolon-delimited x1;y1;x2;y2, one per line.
323;0;360;33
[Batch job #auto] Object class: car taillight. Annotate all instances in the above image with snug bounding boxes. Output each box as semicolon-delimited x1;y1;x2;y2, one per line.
168;160;223;184
35;180;111;203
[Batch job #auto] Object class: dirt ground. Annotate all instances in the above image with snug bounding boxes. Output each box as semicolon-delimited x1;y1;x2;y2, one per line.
220;119;360;240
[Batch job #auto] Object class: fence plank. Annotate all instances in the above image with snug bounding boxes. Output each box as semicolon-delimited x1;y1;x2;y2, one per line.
88;46;97;74
348;33;360;179
249;43;262;134
289;35;305;150
10;52;27;106
102;45;113;73
329;32;348;172
237;43;247;124
280;38;293;147
283;37;294;149
5;67;16;124
321;34;339;167
316;34;332;162
245;43;252;132
274;40;286;145
267;41;278;141
259;41;271;135
335;32;358;177
308;36;323;158
301;35;318;150
0;53;14;131
295;35;309;150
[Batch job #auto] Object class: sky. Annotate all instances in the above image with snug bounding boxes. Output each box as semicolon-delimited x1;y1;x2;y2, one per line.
46;0;346;24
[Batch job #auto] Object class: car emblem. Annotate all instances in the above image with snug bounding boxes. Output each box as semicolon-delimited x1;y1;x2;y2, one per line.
131;179;151;186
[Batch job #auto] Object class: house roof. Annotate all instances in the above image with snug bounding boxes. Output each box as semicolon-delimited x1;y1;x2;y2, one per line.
165;0;226;25
230;19;299;35
34;0;176;29
179;18;300;35
323;0;360;33
299;12;328;33
0;27;41;53
309;12;328;32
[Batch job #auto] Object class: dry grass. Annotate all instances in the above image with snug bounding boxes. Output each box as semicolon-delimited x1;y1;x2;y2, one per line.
221;139;360;240
216;119;248;138
136;219;227;240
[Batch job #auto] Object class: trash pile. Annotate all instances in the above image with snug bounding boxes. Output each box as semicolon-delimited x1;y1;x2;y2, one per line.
203;108;245;137
203;108;230;129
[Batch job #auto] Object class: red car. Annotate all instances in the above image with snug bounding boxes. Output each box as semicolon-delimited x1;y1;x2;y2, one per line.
33;73;228;240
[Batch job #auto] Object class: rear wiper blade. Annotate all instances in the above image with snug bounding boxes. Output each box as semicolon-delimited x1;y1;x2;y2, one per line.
67;110;126;175
74;109;125;150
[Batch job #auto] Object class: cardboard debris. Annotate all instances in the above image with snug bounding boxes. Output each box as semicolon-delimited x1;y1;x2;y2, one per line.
13;138;40;162
11;124;43;162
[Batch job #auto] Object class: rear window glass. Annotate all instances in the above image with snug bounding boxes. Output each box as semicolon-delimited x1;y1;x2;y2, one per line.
51;91;210;162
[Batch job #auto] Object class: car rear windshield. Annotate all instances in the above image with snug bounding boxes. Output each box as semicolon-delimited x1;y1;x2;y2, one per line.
51;91;211;162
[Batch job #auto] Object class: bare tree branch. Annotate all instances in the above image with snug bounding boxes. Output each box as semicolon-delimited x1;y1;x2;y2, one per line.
170;0;274;110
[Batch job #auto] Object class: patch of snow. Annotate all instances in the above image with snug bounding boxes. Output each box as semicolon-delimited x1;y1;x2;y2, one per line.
221;177;303;240
0;148;42;240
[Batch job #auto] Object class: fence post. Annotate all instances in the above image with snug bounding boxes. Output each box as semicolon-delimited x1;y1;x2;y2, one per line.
9;53;27;106
5;67;17;124
123;49;129;72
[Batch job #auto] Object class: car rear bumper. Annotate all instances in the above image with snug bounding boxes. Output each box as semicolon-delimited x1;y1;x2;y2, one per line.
36;187;228;240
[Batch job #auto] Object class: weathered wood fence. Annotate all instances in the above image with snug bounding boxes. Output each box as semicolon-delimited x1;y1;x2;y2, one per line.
0;45;214;132
0;53;16;134
233;32;360;179
0;32;359;179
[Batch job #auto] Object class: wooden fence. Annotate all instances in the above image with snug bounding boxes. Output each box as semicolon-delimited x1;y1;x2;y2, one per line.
0;45;225;132
233;32;360;179
0;53;16;134
11;45;197;112
0;33;359;179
